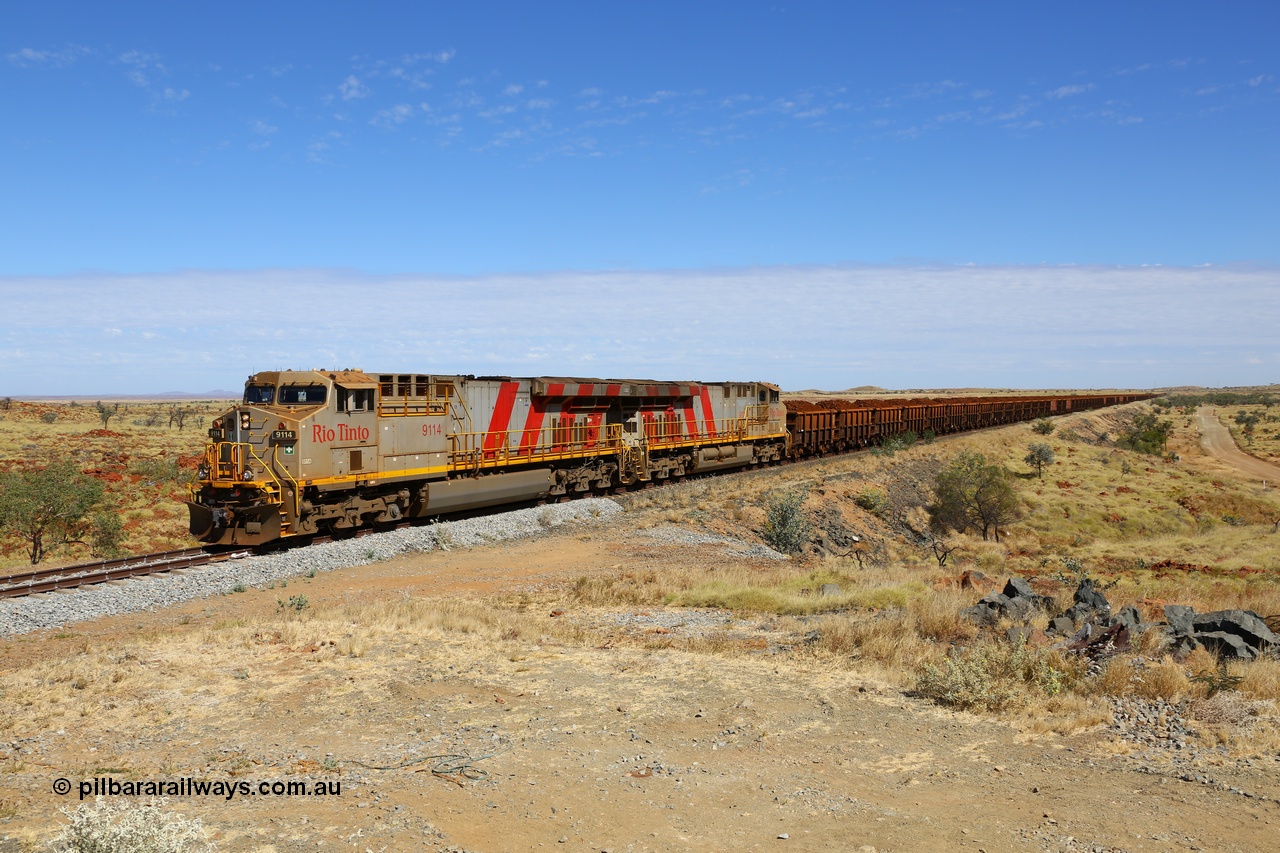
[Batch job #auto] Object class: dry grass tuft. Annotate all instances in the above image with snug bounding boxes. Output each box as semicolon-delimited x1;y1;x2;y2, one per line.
1131;657;1192;701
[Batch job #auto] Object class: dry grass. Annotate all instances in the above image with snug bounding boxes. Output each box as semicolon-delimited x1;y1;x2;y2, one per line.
571;398;1280;723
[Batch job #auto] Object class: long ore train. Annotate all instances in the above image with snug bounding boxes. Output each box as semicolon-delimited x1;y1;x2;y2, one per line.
187;369;1149;546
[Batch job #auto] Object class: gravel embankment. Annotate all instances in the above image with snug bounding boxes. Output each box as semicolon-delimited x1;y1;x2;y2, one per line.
0;498;624;637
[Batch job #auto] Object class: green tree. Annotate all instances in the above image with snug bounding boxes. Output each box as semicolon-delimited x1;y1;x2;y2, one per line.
931;450;1022;542
1024;443;1054;479
1031;418;1054;435
1118;412;1172;455
0;459;121;564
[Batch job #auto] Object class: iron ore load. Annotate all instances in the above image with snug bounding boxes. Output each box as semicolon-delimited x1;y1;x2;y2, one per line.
187;369;1149;547
784;392;1149;458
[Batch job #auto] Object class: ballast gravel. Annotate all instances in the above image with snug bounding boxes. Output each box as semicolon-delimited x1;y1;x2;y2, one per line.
0;498;623;637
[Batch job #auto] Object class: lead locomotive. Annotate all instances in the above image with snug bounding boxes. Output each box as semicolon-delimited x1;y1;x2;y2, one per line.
187;370;787;545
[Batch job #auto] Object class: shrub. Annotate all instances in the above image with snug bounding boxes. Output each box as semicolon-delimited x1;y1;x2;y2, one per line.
853;487;890;516
916;642;1079;712
41;411;57;424
1118;412;1173;455
129;458;183;483
50;796;215;853
277;594;309;613
872;432;917;457
1031;418;1054;435
761;489;811;554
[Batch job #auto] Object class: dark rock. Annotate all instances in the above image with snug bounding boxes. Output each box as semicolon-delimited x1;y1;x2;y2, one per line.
1191;609;1280;652
1003;596;1038;622
962;593;1011;625
1072;578;1112;620
1004;577;1036;599
1047;616;1075;636
959;570;988;590
1068;623;1093;645
1109;605;1143;632
1195;630;1256;661
1006;626;1032;646
1164;605;1196;637
1064;603;1096;625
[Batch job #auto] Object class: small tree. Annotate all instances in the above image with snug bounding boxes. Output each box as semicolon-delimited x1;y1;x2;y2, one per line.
168;405;192;431
1031;418;1054;435
0;459;119;564
931;450;1022;542
95;400;120;429
1118;412;1172;455
1024;443;1054;480
761;489;811;554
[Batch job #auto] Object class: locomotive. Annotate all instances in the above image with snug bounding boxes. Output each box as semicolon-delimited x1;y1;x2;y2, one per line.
187;370;788;546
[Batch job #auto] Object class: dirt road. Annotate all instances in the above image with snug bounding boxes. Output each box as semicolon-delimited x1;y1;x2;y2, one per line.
1196;409;1280;484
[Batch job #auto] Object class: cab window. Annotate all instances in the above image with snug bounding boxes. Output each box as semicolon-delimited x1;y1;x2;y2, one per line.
278;385;328;405
337;387;374;413
244;385;274;405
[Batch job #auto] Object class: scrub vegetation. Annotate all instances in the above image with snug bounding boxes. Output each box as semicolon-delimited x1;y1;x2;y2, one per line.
0;399;230;568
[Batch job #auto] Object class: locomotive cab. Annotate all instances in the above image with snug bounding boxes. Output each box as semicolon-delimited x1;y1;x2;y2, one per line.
188;370;345;545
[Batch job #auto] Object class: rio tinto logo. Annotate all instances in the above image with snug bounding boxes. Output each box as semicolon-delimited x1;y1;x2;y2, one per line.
312;424;370;443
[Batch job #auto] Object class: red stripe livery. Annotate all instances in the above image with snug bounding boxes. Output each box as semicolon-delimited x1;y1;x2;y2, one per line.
484;381;521;454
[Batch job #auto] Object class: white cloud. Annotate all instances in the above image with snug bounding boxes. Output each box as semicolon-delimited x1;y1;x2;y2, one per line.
340;75;369;100
7;45;91;67
250;119;278;135
372;103;414;127
1;265;1275;394
504;84;524;96
1047;83;1095;99
163;87;190;102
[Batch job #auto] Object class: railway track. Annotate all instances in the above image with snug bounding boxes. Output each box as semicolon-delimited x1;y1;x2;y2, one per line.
0;547;249;599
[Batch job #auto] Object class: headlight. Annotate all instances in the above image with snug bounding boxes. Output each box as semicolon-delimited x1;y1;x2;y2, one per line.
197;465;210;480
242;469;254;481
240;412;251;429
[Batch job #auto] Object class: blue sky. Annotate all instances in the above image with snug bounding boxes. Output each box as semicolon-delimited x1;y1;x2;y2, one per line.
1;2;1277;394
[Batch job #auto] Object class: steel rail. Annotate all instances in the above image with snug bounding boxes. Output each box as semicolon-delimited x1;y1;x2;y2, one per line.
0;548;248;599
0;547;210;588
